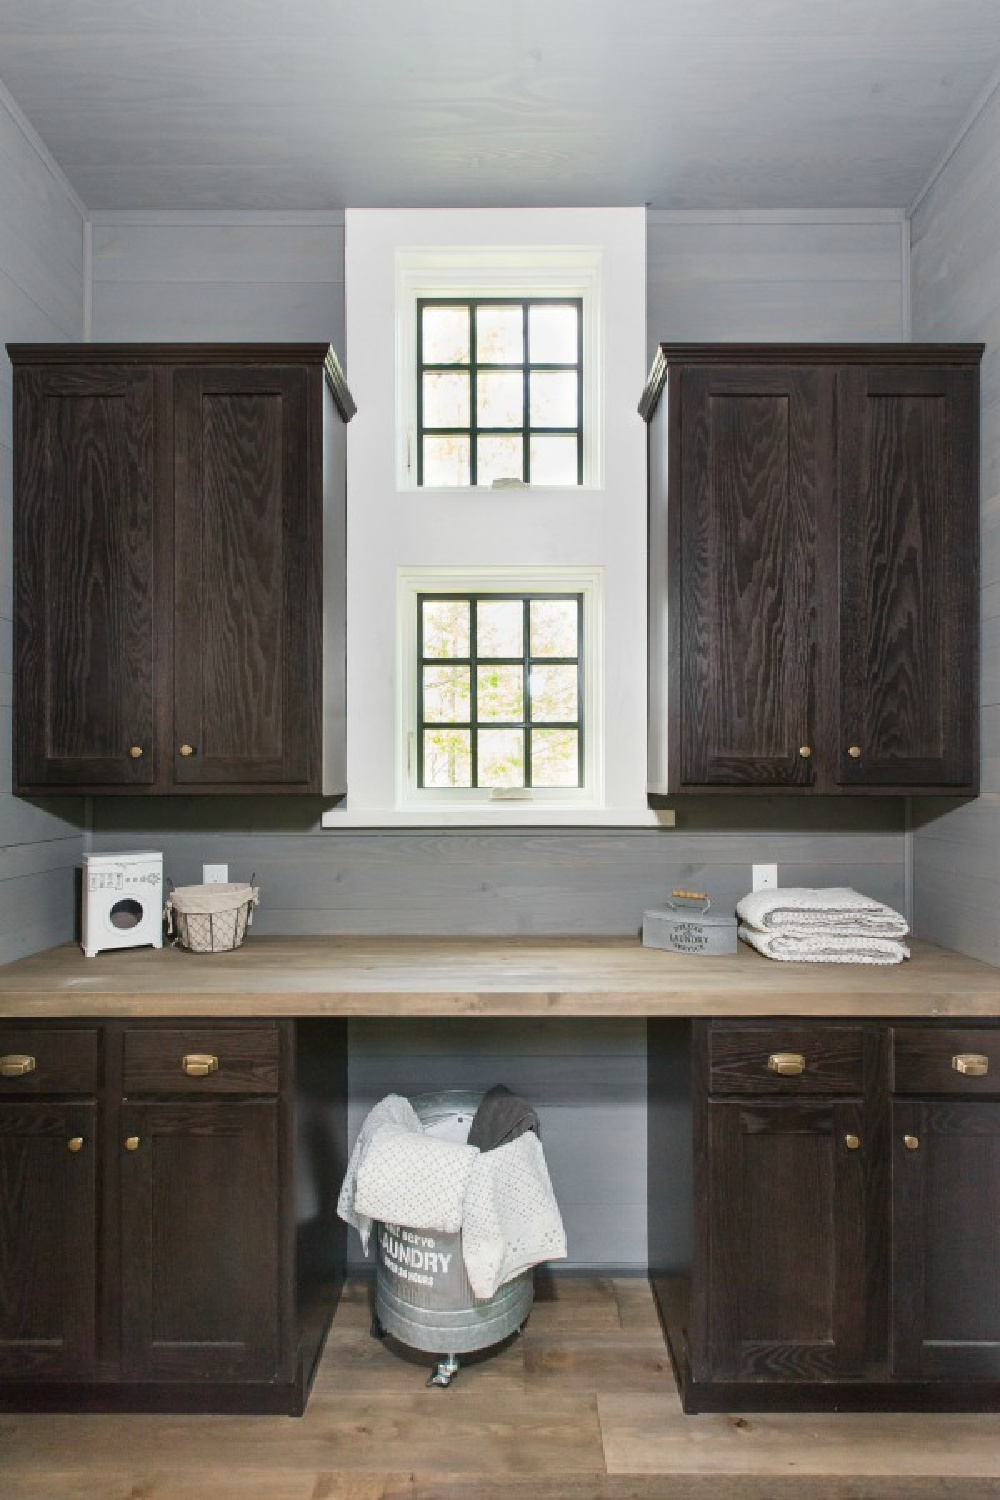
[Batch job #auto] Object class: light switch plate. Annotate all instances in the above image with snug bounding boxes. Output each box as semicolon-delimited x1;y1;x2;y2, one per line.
752;863;778;892
203;864;228;885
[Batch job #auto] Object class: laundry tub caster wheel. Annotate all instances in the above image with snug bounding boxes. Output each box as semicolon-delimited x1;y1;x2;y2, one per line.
427;1354;460;1388
370;1315;386;1341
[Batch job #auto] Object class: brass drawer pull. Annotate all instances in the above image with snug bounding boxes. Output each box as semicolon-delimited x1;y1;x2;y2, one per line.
844;1134;861;1150
182;1053;219;1077
67;1137;84;1153
904;1134;920;1150
125;1136;140;1151
952;1053;989;1077
767;1052;806;1077
0;1054;36;1078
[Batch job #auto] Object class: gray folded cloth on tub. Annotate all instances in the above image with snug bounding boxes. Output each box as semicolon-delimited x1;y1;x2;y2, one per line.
467;1084;540;1152
736;887;909;939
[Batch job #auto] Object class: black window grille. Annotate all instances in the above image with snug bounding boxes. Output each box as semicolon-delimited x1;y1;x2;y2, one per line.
417;298;584;487
417;593;584;790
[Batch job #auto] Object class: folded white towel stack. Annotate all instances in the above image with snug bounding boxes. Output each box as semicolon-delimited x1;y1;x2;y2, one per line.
736;887;910;965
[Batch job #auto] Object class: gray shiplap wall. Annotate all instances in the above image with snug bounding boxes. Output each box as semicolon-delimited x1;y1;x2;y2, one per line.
909;87;1000;967
0;89;86;965
87;207;909;1268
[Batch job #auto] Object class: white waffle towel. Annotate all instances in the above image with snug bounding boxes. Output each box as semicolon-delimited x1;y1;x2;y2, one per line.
462;1132;568;1299
736;886;909;938
738;925;909;965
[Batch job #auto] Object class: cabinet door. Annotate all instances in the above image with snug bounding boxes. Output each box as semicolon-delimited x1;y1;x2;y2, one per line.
892;1099;1000;1380
14;365;157;789
678;366;826;787
0;1102;97;1378
119;1099;280;1382
172;366;318;789
703;1099;866;1381
837;365;978;789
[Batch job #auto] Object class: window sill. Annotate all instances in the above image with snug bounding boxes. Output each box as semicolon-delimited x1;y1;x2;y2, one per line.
320;806;676;829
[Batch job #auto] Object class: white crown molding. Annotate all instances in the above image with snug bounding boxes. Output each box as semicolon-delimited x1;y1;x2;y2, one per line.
909;58;1000;218
0;75;87;222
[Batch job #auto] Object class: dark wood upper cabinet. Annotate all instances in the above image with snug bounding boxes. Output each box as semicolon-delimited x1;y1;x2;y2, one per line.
13;364;159;789
641;344;982;796
8;344;355;796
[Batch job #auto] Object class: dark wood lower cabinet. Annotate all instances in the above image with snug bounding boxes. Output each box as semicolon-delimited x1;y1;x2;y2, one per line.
651;1018;1000;1412
0;1018;347;1414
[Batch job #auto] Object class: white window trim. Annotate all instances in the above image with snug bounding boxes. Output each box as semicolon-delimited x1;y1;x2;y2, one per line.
396;245;604;493
396;564;604;813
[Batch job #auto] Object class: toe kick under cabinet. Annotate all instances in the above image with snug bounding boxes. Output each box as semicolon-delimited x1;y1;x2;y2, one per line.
650;1018;1000;1412
0;1018;347;1413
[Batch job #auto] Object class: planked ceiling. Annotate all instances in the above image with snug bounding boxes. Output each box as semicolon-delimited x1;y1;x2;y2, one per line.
1;0;1000;212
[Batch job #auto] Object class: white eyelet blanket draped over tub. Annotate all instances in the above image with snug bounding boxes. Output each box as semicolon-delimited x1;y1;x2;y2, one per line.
736;886;910;964
337;1094;567;1300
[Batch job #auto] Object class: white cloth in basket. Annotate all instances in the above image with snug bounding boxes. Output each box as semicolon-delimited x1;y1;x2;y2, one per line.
462;1132;568;1299
336;1094;421;1253
353;1124;479;1237
736;886;908;938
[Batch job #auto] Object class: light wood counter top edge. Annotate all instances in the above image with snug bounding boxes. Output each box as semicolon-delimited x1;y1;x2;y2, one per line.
0;936;997;1019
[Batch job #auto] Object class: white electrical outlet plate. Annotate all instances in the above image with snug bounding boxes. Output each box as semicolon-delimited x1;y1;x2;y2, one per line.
203;864;228;885
752;863;778;892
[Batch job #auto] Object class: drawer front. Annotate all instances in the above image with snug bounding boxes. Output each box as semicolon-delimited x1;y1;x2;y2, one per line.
709;1024;865;1095
0;1027;99;1095
891;1027;1000;1096
122;1026;281;1095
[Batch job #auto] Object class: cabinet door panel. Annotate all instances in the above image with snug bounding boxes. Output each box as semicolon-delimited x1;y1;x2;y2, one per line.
0;1102;97;1377
837;366;978;789
679;367;824;787
14;366;157;788
892;1100;1000;1380
120;1100;280;1382
172;367;317;788
705;1099;865;1381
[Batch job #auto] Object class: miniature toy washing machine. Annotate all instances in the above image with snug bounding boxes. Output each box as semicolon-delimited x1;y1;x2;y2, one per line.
82;852;164;958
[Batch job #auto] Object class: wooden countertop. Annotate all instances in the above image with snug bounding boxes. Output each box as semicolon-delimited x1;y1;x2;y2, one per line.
0;935;998;1019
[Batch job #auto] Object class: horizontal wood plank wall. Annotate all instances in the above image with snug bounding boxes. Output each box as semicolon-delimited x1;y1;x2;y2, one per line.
0;88;86;965
646;209;908;365
910;85;1000;967
90;211;346;350
89;208;909;1269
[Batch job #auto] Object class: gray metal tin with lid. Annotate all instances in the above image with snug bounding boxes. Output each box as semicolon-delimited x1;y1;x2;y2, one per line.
642;890;737;956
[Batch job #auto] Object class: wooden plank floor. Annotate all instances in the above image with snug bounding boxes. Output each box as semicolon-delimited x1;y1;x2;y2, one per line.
4;1277;1000;1499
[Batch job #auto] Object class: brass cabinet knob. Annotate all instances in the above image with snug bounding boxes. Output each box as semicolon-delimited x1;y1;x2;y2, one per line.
904;1134;920;1151
798;746;812;759
67;1137;84;1153
129;745;144;759
848;746;862;759
178;744;196;757
125;1136;140;1152
182;1053;219;1077
953;1053;989;1076
844;1134;861;1151
767;1052;806;1076
0;1054;36;1077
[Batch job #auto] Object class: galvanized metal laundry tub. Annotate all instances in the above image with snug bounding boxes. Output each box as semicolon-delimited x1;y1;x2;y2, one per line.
373;1090;534;1378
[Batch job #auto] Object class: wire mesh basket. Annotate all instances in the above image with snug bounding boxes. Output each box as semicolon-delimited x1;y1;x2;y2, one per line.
165;879;259;954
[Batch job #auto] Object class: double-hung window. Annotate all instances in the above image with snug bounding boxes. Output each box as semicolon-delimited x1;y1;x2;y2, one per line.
417;298;583;488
